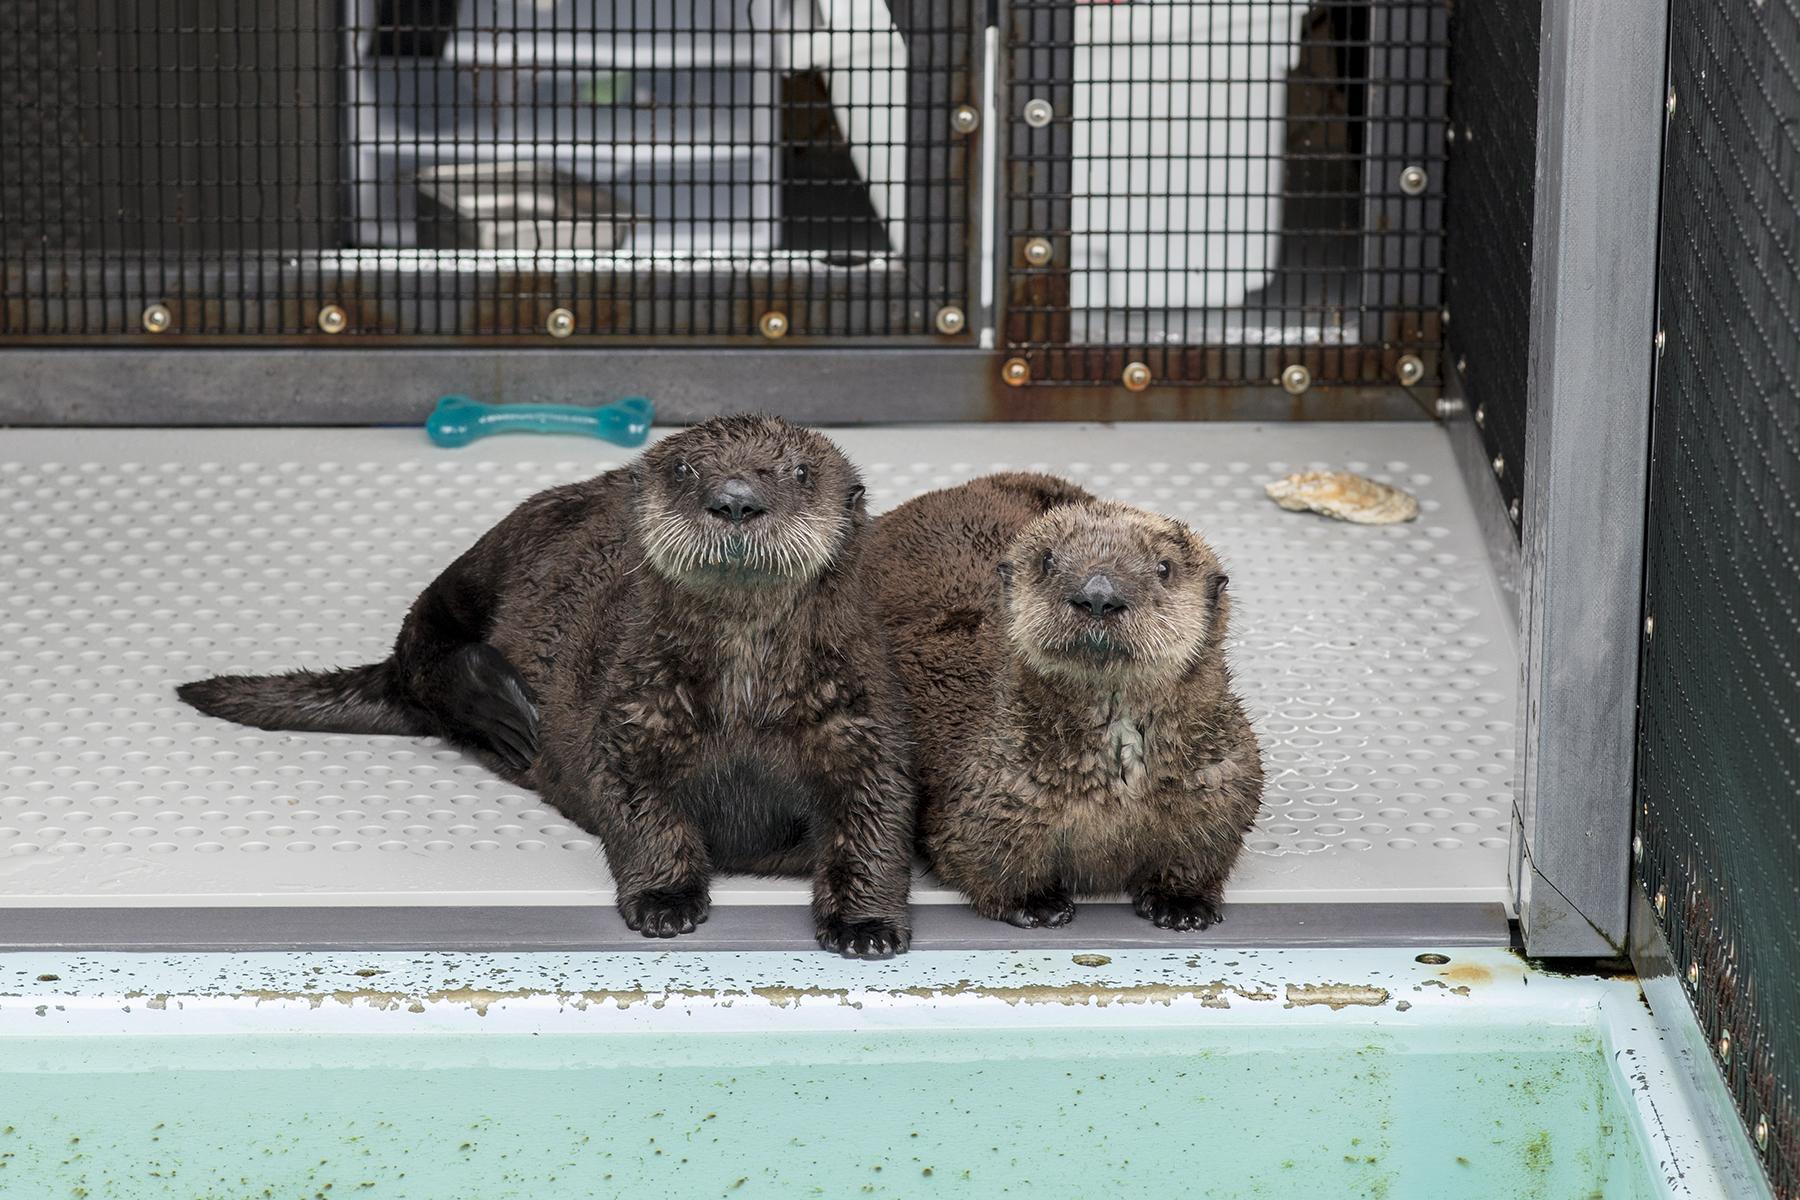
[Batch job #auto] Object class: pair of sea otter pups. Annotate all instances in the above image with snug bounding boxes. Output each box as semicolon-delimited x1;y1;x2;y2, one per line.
179;417;1263;958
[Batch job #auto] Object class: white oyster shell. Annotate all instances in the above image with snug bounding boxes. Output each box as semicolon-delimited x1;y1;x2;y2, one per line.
1264;470;1420;525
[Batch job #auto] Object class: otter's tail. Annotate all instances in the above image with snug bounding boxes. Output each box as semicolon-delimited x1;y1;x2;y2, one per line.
177;661;424;736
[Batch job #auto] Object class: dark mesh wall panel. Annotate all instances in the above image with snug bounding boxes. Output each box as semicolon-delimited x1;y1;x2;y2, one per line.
1638;0;1800;1193
0;3;91;253
1442;0;1537;528
1002;0;1447;389
0;1;972;341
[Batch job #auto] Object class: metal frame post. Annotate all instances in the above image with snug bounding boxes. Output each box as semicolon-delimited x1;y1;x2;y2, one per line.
1513;0;1669;956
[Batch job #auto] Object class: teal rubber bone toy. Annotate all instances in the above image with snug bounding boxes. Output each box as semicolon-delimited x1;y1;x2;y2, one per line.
426;394;653;449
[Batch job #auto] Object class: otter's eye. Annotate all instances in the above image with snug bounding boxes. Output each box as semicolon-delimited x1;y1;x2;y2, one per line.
794;464;811;484
673;460;692;480
1157;560;1172;581
1041;548;1055;575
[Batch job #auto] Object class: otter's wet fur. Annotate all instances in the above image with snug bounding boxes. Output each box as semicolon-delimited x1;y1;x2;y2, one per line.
867;473;1263;931
178;416;915;957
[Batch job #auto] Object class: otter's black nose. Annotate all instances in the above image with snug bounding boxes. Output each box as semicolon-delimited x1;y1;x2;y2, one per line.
706;479;765;523
1071;574;1128;618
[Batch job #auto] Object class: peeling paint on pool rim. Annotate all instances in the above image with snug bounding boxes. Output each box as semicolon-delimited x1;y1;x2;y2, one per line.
0;949;1751;1197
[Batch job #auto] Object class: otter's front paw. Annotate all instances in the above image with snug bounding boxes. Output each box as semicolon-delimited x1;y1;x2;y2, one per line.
1000;889;1077;929
1133;891;1222;931
619;886;711;938
816;916;911;960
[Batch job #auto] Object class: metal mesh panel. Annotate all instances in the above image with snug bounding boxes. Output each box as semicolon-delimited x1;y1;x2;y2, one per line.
1002;0;1445;390
0;0;972;341
1639;0;1800;1193
0;5;90;254
1442;0;1535;529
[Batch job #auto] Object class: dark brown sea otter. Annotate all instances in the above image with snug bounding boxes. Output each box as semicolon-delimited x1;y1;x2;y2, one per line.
179;416;916;958
867;472;1263;931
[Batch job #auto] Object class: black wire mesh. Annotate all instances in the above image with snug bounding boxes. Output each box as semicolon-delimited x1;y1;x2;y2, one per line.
1639;0;1800;1194
1002;0;1446;389
0;0;972;341
1443;0;1536;528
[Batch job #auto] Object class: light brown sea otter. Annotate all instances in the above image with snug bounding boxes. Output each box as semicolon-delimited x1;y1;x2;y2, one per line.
867;473;1263;930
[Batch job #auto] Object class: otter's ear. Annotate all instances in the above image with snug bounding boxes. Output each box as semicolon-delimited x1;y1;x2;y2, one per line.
846;484;866;511
1207;572;1229;604
996;560;1014;593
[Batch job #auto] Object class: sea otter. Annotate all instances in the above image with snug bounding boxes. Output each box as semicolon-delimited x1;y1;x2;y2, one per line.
179;416;916;958
867;473;1262;931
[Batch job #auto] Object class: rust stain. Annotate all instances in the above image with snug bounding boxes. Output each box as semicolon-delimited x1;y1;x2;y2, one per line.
980;361;1430;422
1438;963;1494;987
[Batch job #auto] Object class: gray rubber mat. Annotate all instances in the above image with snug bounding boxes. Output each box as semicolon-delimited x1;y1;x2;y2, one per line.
0;423;1515;918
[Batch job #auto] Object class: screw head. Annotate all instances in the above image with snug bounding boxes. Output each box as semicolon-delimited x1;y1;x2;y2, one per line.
1755;1116;1769;1152
1645;614;1655;638
1396;354;1425;387
1686;961;1699;987
1508;498;1521;523
951;104;980;134
1492;453;1505;477
1718;1028;1732;1063
1446;126;1456;145
1002;357;1031;387
1121;361;1152;392
1654;888;1668;916
758;311;789;340
1398;165;1429;196
1655;328;1666;355
1434;396;1464;419
1279;363;1312;395
934;305;966;336
1632;833;1643;860
1456;355;1468;375
1440;306;1451;327
1667;86;1677;117
141;303;172;334
1023;238;1054;267
317;305;348;334
1475;402;1486;427
546;307;576;338
1023;98;1053;128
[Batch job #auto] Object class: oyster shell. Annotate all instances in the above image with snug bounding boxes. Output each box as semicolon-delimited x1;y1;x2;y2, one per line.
1264;470;1420;525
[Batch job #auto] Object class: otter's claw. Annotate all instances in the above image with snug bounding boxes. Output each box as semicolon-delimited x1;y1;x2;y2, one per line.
1000;889;1077;929
1133;891;1223;931
619;886;711;938
817;916;911;959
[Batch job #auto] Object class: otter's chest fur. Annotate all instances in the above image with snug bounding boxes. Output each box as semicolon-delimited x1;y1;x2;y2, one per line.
623;622;841;834
1012;694;1167;843
619;621;814;733
706;625;819;729
1032;693;1153;799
